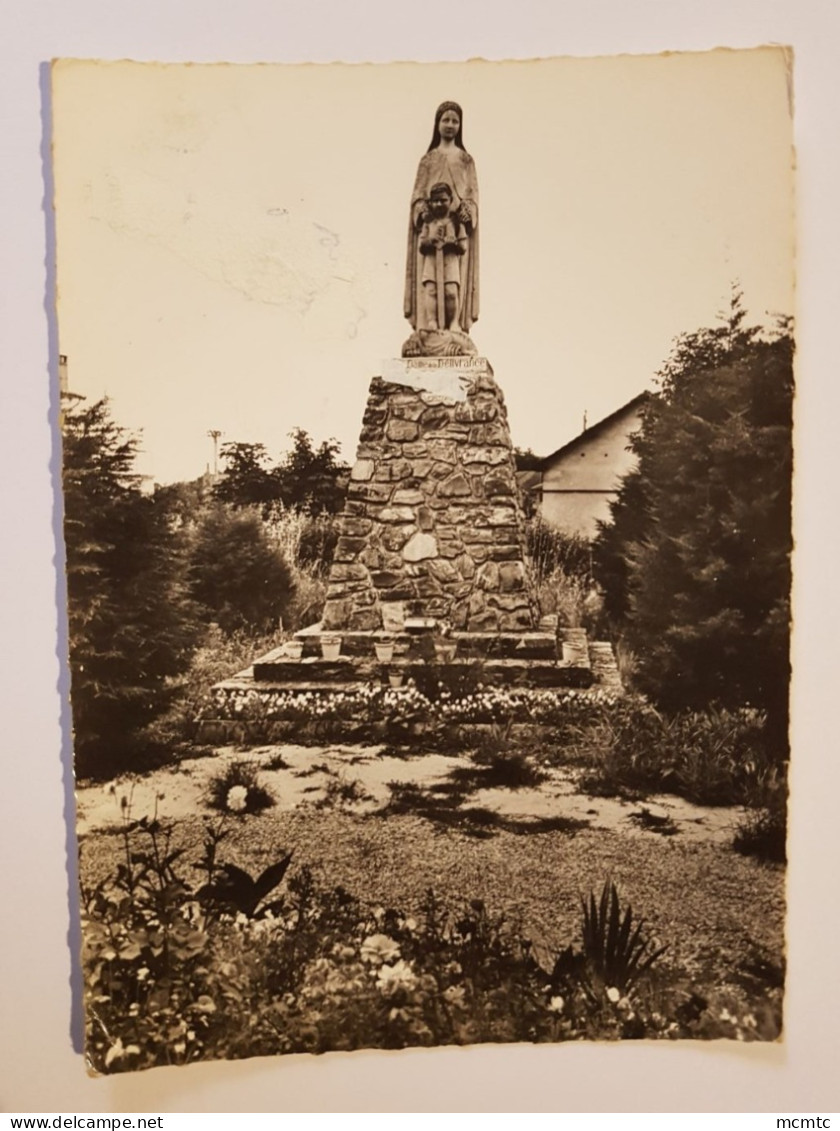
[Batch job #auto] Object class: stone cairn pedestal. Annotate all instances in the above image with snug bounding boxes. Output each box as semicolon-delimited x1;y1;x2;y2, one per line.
201;355;623;717
321;358;538;636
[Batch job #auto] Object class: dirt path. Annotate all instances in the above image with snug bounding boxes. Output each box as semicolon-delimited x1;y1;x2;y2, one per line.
75;742;745;845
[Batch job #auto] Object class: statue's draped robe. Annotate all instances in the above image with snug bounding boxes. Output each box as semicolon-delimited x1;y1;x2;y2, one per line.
404;147;479;332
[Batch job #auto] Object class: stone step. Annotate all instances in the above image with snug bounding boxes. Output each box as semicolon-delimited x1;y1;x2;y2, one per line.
588;640;624;693
289;627;558;661
249;655;593;690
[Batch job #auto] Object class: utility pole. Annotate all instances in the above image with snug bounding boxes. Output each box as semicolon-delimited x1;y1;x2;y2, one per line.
207;429;222;477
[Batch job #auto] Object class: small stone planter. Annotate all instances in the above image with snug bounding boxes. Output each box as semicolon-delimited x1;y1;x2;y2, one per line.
286;640;304;661
320;636;342;661
374;640;395;663
388;670;405;689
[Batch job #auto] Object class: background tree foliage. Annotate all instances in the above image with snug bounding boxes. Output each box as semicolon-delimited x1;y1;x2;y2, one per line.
213;429;347;517
62;398;202;776
593;299;793;746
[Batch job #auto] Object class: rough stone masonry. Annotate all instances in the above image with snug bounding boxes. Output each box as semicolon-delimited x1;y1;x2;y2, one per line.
321;359;540;635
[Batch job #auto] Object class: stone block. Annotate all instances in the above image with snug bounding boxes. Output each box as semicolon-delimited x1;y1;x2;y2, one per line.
349;482;392;503
469;422;509;445
499;610;534;632
392;488;425;506
334;536;366;561
427;558;459;583
403;442;429;457
427;440;457;464
439;472;472;497
382;525;416;551
452;604;469;629
378;505;416;523
350;459;375;481
425;425;470;439
457;554;476;580
455;396;498;423
475;561;500;591
468;475;488;500
415;575;444;597
381;601;406;631
420;392;454;406
349;607;381;631
484;473;515;497
499;561;526;592
386;419;420;442
362;404;388;426
330;563;369;582
370;570;403;588
359;547;385;569
489;593;530;611
462;445;509;465
410;459;434;479
392;402;425;421
419;405;453;432
488;506;518;526
490;545;522;561
339;517;373;538
437;539;463;558
374;459;413;481
468;609;500;632
403;532;438;561
417;506;435;531
322;598;353;629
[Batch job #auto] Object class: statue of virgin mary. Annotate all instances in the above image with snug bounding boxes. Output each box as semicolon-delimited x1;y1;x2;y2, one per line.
403;101;479;354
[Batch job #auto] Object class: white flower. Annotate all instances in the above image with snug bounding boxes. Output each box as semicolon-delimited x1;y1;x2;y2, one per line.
376;959;418;997
443;985;467;1008
606;986;620;1003
547;995;565;1013
226;785;248;812
360;933;401;964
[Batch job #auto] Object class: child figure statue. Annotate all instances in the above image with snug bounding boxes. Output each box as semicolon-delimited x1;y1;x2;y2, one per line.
418;182;468;332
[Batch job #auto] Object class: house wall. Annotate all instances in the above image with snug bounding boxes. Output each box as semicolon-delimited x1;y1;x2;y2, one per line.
538;405;643;538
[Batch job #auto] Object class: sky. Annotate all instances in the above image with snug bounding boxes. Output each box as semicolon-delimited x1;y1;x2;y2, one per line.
52;49;795;484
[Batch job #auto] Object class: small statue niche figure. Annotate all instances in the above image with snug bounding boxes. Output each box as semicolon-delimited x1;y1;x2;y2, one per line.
418;182;468;331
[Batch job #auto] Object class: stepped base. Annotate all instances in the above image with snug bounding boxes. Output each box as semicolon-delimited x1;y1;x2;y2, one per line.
250;656;594;689
200;624;623;742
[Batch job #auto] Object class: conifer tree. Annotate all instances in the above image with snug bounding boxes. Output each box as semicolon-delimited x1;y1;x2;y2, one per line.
62;398;201;776
185;504;296;634
593;297;793;745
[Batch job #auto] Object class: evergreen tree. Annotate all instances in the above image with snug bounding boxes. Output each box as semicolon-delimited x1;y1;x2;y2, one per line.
593;299;793;744
62;398;201;776
185;503;296;634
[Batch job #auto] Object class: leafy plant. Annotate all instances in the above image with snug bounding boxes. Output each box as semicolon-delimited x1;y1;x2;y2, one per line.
581;881;667;992
550;881;667;1000
206;759;275;815
197;855;294;918
470;721;546;788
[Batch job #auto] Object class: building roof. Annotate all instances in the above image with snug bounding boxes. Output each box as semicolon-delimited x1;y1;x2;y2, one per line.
540;392;651;468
